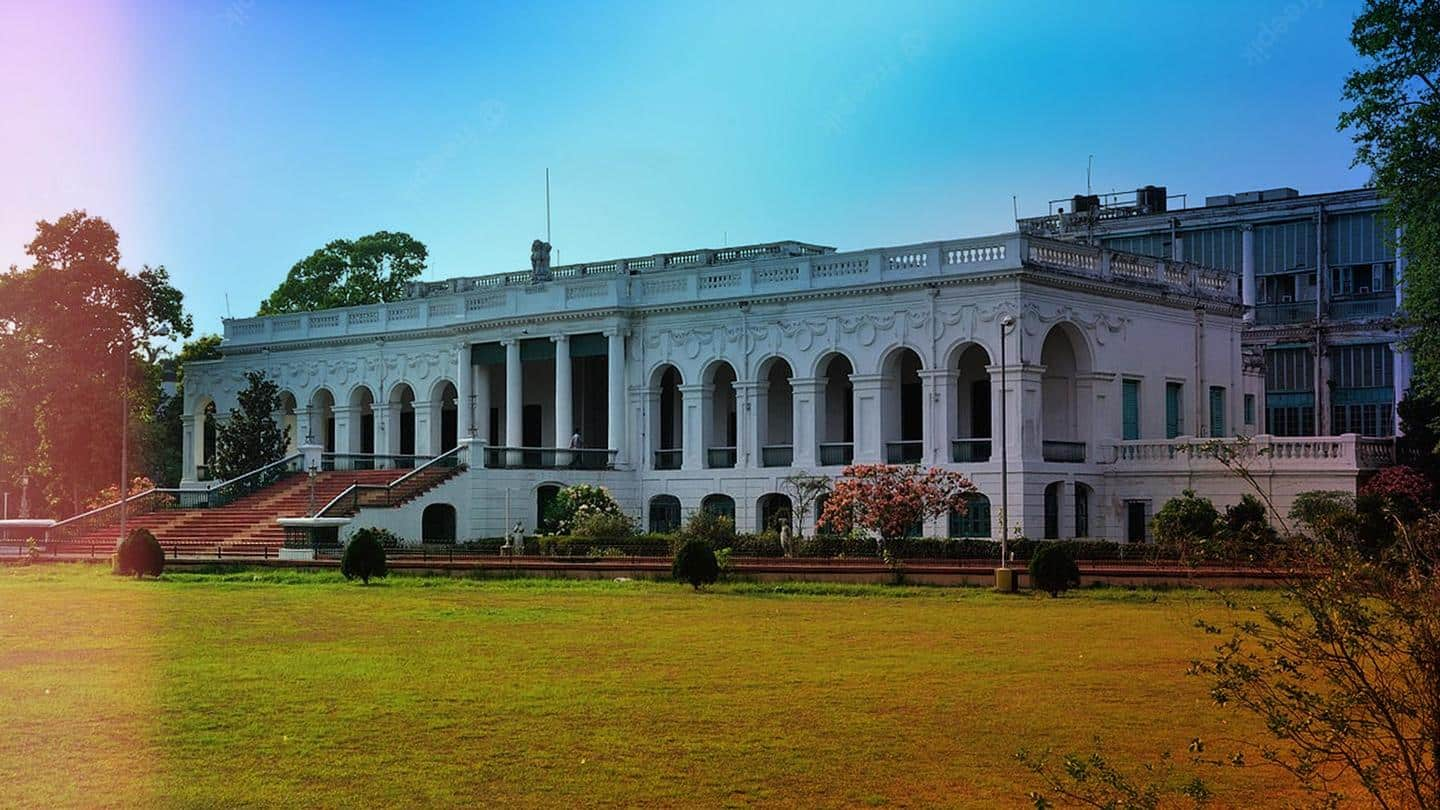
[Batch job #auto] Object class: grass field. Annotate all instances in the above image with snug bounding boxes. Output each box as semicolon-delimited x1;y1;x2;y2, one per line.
0;565;1306;808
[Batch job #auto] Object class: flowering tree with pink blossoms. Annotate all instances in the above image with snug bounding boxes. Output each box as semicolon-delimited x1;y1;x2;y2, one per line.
818;464;978;550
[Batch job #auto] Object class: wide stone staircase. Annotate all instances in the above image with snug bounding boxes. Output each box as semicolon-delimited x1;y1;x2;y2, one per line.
61;466;464;556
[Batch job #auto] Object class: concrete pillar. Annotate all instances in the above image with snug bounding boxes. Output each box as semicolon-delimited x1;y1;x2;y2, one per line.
679;383;706;470
733;380;761;468
606;330;627;465
918;368;948;465
180;413;196;484
455;342;473;442
376;402;396;458
413;400;433;456
294;408;314;445
474;363;491;444
332;406;355;455
1241;224;1255;321
505;339;522;450
849;374;886;463
790;377;822;470
553;334;572;463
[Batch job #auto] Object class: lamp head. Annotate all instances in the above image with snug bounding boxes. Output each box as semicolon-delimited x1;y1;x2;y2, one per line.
1000;315;1016;328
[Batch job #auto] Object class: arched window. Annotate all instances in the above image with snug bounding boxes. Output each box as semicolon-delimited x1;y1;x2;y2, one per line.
757;493;793;534
1043;482;1062;539
816;354;854;466
881;347;924;463
649;495;682;534
700;494;735;522
652;366;683;470
422;503;457;543
1074;483;1092;538
536;484;561;533
948;494;991;538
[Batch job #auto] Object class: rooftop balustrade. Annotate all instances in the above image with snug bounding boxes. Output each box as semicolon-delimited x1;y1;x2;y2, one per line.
222;235;1240;346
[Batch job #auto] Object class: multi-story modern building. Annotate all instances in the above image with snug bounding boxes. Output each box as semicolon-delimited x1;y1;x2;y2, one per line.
1018;185;1408;439
182;229;1393;545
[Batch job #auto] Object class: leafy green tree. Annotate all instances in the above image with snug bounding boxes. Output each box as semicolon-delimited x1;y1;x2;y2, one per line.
0;211;192;514
146;334;224;487
209;371;290;481
258;231;428;315
1339;1;1440;428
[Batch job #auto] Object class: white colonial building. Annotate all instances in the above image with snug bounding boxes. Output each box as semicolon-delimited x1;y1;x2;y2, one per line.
183;231;1394;544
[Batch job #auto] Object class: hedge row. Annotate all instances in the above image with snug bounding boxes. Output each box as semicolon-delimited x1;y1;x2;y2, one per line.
454;533;1158;561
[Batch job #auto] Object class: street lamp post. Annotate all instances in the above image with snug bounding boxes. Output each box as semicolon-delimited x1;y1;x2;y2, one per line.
118;326;169;546
997;315;1017;591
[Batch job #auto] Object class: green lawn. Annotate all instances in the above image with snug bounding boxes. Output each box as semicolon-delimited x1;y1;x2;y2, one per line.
1;566;1301;808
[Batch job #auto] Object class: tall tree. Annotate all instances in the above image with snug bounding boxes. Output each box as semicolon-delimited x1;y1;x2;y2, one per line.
258;231;428;315
209;371;290;481
1339;0;1440;429
0;211;192;514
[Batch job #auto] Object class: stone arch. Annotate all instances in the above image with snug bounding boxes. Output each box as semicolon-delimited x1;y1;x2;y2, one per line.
946;341;994;463
648;494;682;534
1043;481;1063;539
1040;322;1093;454
277;390;299;454
421;503;457;543
308;387;336;451
879;345;924;463
650;364;684;469
815;352;855;466
701;493;736;522
756;493;793;534
388;382;417;457
347;384;377;456
755;356;794;467
1073;482;1093;538
701;360;738;468
429;378;458;454
535;482;563;533
193;395;217;480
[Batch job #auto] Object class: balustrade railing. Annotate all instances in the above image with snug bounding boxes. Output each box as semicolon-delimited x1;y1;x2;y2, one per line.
1109;435;1395;470
819;442;854;467
706;447;737;469
761;445;794;467
951;438;992;463
322;453;433;471
481;447;616;470
884;441;924;464
652;449;683;470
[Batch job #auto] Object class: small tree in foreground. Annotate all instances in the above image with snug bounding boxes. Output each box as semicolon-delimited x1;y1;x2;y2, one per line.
1028;544;1079;597
818;464;976;553
672;538;719;590
342;528;388;584
114;528;164;578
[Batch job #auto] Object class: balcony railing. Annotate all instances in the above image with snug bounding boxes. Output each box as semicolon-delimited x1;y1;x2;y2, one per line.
322;453;434;471
482;447;616;470
1111;434;1394;471
706;447;737;468
1042;440;1086;463
885;440;924;464
1255;301;1317;325
653;449;683;470
818;442;854;467
951;438;992;463
1328;294;1397;320
761;445;793;467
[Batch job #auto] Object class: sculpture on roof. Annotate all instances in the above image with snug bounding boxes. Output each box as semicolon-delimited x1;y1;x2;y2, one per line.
530;239;552;282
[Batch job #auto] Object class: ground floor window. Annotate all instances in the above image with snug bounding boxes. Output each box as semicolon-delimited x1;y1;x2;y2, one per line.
1332;401;1395;437
1125;500;1149;542
1266;400;1315;436
649;495;681;534
421;503;456;543
700;494;735;522
948;495;991;538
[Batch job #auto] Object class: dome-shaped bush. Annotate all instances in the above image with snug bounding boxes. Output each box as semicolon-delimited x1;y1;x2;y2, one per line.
1029;544;1080;597
342;528;389;584
114;528;164;578
672;538;719;590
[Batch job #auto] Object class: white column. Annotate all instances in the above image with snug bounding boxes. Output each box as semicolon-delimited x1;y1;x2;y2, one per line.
678;383;705;470
606;330;626;465
553;334;572;463
456;342;473;443
332;406;354;455
505;339;523;463
1241;224;1255;321
790;377;822;469
181;414;196;484
474;363;491;444
919;368;948;465
849;374;885;463
413;400;433;456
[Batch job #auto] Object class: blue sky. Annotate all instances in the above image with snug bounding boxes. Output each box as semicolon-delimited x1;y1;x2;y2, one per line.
1;0;1369;339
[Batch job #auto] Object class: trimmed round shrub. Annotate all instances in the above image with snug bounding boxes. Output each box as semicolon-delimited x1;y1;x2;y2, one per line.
1029;544;1080;597
672;538;719;590
342;528;389;584
114;528;164;578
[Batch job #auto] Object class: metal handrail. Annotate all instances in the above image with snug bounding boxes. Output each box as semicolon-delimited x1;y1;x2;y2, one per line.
317;445;466;518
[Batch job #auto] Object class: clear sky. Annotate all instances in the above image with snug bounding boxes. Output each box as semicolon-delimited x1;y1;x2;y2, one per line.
1;0;1371;341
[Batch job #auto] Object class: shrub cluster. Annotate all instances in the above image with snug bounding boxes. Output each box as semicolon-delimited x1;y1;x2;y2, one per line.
672;537;719;590
1152;490;1279;564
114;528;164;578
342;527;389;584
535;533;673;557
540;484;624;535
1029;544;1080;597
